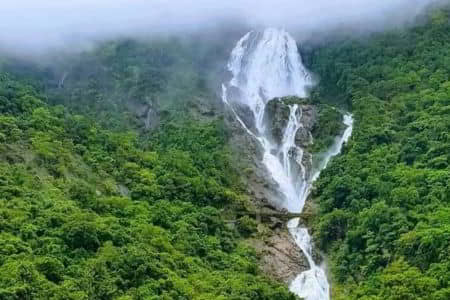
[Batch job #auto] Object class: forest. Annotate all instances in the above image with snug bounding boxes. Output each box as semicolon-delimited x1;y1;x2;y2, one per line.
0;40;294;299
0;3;449;300
308;6;450;300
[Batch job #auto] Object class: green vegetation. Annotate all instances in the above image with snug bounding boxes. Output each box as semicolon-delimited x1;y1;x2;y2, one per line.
0;49;294;299
308;6;450;300
1;5;449;300
308;105;345;154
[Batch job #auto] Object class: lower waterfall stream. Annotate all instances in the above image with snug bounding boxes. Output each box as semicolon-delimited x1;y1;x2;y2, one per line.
222;28;353;300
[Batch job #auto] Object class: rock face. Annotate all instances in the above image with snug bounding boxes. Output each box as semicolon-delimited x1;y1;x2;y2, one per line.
249;229;309;284
126;100;160;130
296;105;317;147
263;99;291;145
225;95;321;213
224;96;320;285
262;97;318;185
225;85;258;133
224;94;337;288
263;97;317;147
225;106;284;207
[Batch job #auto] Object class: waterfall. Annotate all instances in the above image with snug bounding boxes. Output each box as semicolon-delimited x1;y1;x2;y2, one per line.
286;113;353;299
287;218;329;299
222;28;353;300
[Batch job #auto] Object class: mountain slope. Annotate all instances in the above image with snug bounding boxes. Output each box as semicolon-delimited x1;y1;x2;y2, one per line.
0;69;295;299
307;6;450;300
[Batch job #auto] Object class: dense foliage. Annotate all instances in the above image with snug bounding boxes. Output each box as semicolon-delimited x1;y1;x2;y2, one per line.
308;7;450;300
308;105;345;154
0;62;294;298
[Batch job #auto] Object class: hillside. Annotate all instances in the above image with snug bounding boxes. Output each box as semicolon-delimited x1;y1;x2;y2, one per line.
307;6;450;300
0;4;449;300
0;54;295;299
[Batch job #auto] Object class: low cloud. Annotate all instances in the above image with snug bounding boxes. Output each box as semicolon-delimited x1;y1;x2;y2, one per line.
0;0;445;54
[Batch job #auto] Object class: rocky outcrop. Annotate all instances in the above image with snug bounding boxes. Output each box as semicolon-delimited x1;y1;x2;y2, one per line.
248;228;309;284
225;85;257;133
225;106;283;208
296;105;317;147
263;99;290;144
263;97;317;146
262;97;318;184
225;96;322;211
126;100;160;130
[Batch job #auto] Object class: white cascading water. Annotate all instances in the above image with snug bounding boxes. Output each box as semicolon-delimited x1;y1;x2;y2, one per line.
287;218;328;299
222;28;353;300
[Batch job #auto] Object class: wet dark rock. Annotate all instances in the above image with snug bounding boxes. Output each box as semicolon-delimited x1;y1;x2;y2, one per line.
223;94;329;286
299;105;317;131
269;217;284;229
234;102;257;133
263;96;317;147
295;127;311;147
126;100;160;130
263;98;290;144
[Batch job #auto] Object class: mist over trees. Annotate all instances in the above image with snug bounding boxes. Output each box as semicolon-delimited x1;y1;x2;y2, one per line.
0;0;446;55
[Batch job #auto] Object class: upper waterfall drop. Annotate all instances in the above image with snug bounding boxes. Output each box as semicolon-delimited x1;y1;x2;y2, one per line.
223;28;314;213
227;28;313;131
